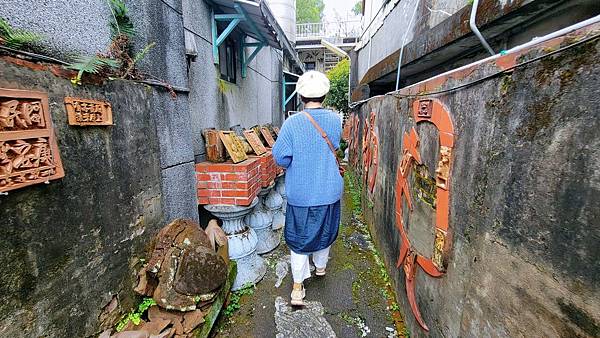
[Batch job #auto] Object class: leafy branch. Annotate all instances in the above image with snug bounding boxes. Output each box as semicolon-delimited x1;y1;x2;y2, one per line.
0;18;42;49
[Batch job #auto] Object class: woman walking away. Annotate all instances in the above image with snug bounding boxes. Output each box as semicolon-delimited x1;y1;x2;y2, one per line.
272;71;344;306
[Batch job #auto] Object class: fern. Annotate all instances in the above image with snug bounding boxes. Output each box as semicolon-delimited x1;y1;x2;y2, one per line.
132;42;155;65
67;55;120;85
0;18;41;49
108;0;135;38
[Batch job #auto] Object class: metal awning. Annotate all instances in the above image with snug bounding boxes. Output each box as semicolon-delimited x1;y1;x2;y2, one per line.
207;0;304;73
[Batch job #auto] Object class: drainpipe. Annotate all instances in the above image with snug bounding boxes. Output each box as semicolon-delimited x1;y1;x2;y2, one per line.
395;2;419;91
469;0;495;56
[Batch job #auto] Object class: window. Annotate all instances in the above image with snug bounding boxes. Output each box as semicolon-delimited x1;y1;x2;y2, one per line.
219;38;237;83
305;62;316;70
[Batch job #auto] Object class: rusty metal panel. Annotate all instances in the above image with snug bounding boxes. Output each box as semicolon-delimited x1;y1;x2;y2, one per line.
243;129;267;156
64;97;113;126
0;88;64;193
202;129;226;163
260;126;276;147
219;131;248;163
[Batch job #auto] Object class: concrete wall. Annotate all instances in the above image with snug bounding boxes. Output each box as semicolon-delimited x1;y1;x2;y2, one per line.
0;58;164;337
350;25;600;337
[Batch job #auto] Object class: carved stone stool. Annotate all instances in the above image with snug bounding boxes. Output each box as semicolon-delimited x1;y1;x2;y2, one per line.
204;198;266;291
245;183;280;254
266;182;285;231
275;174;287;214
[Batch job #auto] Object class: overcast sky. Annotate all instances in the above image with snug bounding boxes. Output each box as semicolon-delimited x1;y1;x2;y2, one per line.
323;0;360;21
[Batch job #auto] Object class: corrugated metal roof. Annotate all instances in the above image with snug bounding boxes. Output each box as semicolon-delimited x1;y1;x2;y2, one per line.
208;0;304;71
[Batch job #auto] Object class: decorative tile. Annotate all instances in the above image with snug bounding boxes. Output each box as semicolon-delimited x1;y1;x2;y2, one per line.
0;88;64;193
64;97;113;126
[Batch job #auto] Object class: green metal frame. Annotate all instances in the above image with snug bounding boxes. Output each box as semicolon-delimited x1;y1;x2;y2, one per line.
211;4;268;78
282;71;300;111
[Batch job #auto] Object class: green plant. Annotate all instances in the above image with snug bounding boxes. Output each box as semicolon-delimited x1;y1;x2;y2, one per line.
296;0;325;24
68;0;154;84
115;297;157;332
108;0;135;38
352;1;363;16
223;283;255;317
324;59;350;116
0;18;41;49
67;55;120;85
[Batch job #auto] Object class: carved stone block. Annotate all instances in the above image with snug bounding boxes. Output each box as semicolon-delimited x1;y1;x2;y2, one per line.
243;129;267;156
218;131;248;164
418;99;433;118
202;129;226;163
0;88;64;193
64;97;113;126
260;127;276;147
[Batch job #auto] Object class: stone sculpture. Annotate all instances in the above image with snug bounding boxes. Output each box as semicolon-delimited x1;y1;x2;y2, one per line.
134;219;228;311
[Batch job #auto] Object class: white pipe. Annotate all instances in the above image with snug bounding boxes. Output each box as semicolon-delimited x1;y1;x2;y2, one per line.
470;0;495;56
395;2;419;91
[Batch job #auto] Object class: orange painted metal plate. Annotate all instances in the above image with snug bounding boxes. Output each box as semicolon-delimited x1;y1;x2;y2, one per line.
243;129;267;156
0;88;64;193
64;97;113;126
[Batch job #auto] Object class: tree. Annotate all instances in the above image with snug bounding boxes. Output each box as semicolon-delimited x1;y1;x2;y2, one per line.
296;0;325;24
352;1;363;16
324;58;350;117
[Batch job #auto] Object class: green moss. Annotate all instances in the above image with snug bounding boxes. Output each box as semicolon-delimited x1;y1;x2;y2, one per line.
517;98;554;141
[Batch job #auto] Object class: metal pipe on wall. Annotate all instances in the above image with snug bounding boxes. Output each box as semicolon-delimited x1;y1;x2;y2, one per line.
469;0;495;56
395;1;419;91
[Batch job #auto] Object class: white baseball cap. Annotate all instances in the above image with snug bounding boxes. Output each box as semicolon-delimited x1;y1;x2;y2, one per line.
296;71;330;98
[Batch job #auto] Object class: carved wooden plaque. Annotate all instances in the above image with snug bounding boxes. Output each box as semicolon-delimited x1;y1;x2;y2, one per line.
218;131;248;163
64;97;113;126
260;127;276;147
272;126;280;136
0;88;64;193
243;130;267;156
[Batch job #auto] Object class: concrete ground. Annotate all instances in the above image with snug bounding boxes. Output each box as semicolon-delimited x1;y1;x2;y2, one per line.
213;175;408;338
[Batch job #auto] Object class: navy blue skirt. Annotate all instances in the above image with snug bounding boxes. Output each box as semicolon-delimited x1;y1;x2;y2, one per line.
284;200;341;254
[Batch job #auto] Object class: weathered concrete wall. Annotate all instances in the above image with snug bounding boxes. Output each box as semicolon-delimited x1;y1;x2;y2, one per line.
350;26;600;337
0;59;164;337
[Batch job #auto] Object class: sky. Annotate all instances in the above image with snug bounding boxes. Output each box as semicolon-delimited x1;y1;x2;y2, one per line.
322;0;361;22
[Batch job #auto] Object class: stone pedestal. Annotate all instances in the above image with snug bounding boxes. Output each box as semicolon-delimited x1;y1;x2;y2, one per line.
275;174;287;214
266;181;285;231
204;198;266;291
245;184;280;254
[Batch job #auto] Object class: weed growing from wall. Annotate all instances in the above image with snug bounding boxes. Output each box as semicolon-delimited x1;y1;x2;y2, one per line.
0;18;41;50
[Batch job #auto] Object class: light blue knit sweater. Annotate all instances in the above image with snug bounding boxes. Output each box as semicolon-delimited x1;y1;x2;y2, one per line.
273;108;344;207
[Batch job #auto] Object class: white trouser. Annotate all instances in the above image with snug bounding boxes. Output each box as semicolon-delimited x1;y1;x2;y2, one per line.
290;246;331;284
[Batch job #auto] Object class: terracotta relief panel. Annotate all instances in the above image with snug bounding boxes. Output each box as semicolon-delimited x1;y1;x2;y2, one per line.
394;98;455;332
64;97;113;126
260;127;276;147
243;130;267;156
218;131;248;164
0;88;64;193
362;112;379;196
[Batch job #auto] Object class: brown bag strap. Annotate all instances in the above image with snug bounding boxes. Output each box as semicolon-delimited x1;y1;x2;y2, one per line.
302;111;337;156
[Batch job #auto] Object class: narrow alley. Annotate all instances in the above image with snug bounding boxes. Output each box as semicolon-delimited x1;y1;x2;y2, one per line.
214;172;406;338
0;0;599;337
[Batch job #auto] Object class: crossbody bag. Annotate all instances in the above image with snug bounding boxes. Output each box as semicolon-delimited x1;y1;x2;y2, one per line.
302;112;345;177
